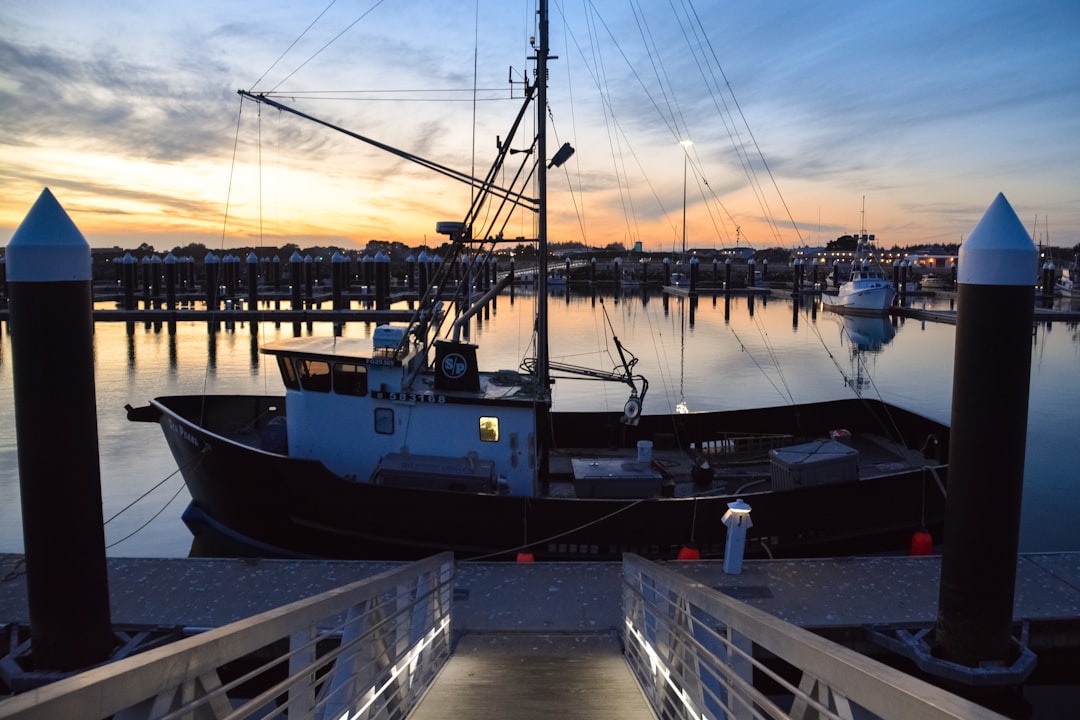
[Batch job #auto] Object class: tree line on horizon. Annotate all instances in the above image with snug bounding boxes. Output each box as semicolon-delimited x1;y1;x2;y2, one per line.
87;235;1077;267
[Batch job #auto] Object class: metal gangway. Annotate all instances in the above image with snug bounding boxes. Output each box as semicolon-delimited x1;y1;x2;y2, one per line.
0;553;1005;719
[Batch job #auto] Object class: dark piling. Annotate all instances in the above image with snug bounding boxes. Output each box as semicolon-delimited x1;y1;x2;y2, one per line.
935;193;1038;672
6;188;113;671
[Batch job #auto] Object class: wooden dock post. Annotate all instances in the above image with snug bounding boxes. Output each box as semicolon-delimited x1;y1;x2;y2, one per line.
121;251;136;310
375;251;391;310
246;251;259;313
332;251;346;310
204;252;220;311
935;193;1037;670
140;254;152;303
164;253;177;309
6;188;113;670
303;254;314;306
150;254;162;304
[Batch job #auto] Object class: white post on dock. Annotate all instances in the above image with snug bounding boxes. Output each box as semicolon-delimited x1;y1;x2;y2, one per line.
721;499;753;574
935;193;1037;670
6;188;114;671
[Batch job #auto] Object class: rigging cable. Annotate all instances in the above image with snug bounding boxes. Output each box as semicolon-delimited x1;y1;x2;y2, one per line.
471;0;480;211
557;3;708;244
554;8;589;245
266;0;390;93
674;0;780;244
726;323;793;405
553;3;712;246
559;1;800;248
684;0;805;245
250;0;339;91
805;314;928;464
198;97;249;431
748;304;796;403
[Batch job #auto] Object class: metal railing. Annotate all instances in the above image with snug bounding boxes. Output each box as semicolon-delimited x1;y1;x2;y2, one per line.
621;554;1007;720
0;553;453;720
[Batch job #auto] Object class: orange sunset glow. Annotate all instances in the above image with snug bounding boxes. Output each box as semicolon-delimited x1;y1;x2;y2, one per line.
2;1;1077;254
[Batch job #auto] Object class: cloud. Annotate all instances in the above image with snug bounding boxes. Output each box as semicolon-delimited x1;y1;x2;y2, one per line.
0;35;237;163
2;1;1078;251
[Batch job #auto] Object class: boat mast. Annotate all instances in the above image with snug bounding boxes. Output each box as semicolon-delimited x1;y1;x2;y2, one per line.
535;0;550;393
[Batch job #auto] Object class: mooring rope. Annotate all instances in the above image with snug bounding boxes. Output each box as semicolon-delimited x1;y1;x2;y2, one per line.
102;446;209;550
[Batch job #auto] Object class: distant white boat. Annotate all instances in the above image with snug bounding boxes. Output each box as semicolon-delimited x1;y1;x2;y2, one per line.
618;272;641;289
919;274;952;290
1056;264;1080;297
821;233;896;315
667;271;689;288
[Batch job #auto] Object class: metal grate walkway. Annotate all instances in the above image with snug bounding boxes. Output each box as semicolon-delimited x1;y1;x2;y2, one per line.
409;632;654;720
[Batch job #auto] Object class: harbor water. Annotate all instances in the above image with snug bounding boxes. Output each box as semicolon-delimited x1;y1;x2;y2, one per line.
1;288;1078;558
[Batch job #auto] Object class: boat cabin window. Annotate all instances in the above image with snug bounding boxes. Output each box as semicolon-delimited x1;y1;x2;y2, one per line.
297;359;332;393
333;362;368;396
479;416;499;442
278;357;300;390
374;407;394;434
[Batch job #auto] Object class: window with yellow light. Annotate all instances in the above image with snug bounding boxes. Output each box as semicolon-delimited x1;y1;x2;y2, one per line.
479;417;499;442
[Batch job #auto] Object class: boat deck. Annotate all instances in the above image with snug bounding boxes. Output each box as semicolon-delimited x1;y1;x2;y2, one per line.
547;432;927;499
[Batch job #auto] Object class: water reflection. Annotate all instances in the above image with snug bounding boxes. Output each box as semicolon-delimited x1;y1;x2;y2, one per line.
1;288;1078;558
841;315;898;353
827;313;899;393
207;328;217;370
250;331;260;373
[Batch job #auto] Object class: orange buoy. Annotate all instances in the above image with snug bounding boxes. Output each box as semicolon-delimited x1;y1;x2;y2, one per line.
910;529;933;556
677;546;701;561
516;552;535;563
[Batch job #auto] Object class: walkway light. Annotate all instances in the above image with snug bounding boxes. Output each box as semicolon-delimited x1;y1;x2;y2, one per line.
721;498;753;574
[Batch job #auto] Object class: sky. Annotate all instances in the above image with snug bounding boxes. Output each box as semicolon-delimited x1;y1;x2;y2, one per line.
1;0;1078;255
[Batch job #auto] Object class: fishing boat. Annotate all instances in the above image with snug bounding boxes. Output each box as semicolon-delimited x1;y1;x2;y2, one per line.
546;271;568;288
667;269;690;289
821;232;897;315
918;274;952;291
128;1;948;561
1056;259;1080;298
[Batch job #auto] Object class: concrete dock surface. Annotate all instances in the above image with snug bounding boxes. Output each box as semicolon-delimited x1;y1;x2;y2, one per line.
2;552;1078;635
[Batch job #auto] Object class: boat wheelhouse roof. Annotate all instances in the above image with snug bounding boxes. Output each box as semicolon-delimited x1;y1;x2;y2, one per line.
261;336;396;363
261;335;544;404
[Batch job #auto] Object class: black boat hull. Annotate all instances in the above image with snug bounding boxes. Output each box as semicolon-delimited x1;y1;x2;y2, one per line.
142;394;948;561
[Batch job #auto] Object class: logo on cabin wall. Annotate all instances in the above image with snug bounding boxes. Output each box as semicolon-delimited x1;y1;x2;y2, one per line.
441;353;469;379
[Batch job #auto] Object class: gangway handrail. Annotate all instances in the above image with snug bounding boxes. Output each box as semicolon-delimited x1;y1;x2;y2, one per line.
621;554;1007;720
0;553;454;720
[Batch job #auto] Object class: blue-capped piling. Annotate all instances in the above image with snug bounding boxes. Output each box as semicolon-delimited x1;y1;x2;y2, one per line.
6;188;113;671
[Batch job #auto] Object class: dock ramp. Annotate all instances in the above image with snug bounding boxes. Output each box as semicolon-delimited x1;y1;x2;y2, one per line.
0;553;1010;719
